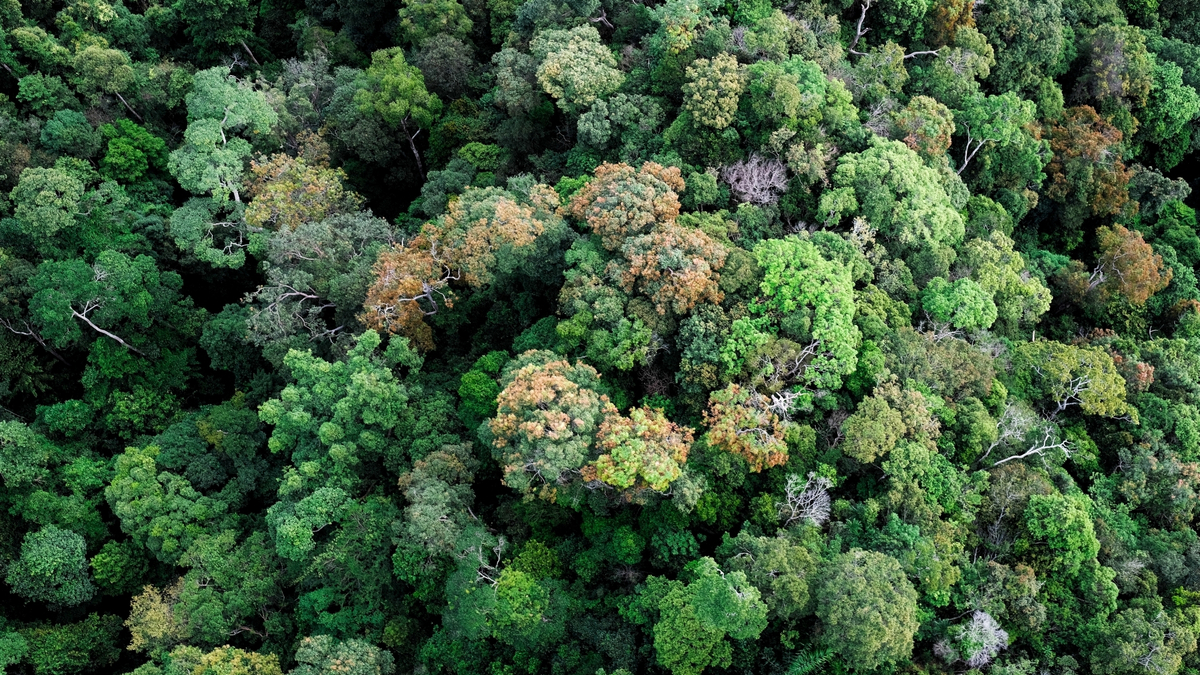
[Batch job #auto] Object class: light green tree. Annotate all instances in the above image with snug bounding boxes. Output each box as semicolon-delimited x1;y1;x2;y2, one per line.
682;53;744;130
750;236;860;390
957;232;1051;334
921;276;997;331
396;0;473;46
821;137;964;282
531;25;624;113
168;67;278;268
291;635;395;675
354;48;443;177
1011;341;1131;419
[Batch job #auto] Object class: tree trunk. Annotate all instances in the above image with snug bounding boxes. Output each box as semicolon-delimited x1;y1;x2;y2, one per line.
115;92;143;122
241;41;261;66
401;118;426;179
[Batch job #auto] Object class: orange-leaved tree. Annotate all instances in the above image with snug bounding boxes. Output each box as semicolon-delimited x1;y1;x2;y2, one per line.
568;161;686;250
703;384;790;472
568;161;727;316
1063;224;1171;307
1046;106;1135;229
362;185;564;350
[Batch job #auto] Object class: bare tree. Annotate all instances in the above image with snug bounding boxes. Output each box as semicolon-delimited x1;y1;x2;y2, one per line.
777;472;833;527
934;611;1009;668
721;154;788;205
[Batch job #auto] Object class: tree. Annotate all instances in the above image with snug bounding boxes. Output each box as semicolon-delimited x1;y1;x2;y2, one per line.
750;236;861;390
1073;25;1153;109
393;444;476;595
957;232;1052;334
568;162;685;250
1011;341;1131;418
975;0;1065;94
815;549;920;670
258;330;411;492
169;68;278;204
106;446;229;564
396;0;473;47
630;558;768;675
891;95;956;162
1016;493;1099;573
934;611;1009;668
245;210;394;361
0;420;51;490
821;137;964;282
168;68;279;268
531;25;624;113
717;531;818;621
69;46;138;118
126;595;191;660
8;167;84;255
953;92;1037;176
921;276;997;330
354;48;443;177
363;185;567;350
703;384;790;472
244;133;364;232
1062;225;1171;307
99;120;169;183
1045;106;1134;230
617;223;727;316
682;53;744;130
1090;605;1197;675
173;0;258;61
160;646;283;675
486;350;614;500
291;636;394;675
1136;59;1200;170
5;526;95;607
40;111;101;159
28;251;196;357
589;405;693;493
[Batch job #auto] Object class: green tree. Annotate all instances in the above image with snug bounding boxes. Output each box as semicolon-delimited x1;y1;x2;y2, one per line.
815;549;920;670
5;526;95;607
28;251;196;357
173;0;257;61
976;0;1065;95
1016;493;1099;574
105;445;229;564
953;92;1038;177
354;48;442;177
821;137;964;282
8;167;85;255
1090;604;1197;675
396;0;472;47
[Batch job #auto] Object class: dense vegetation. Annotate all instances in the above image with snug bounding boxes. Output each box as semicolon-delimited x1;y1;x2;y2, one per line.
0;0;1198;673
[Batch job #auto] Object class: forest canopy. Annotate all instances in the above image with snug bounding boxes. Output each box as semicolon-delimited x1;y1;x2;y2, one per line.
0;0;1199;674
